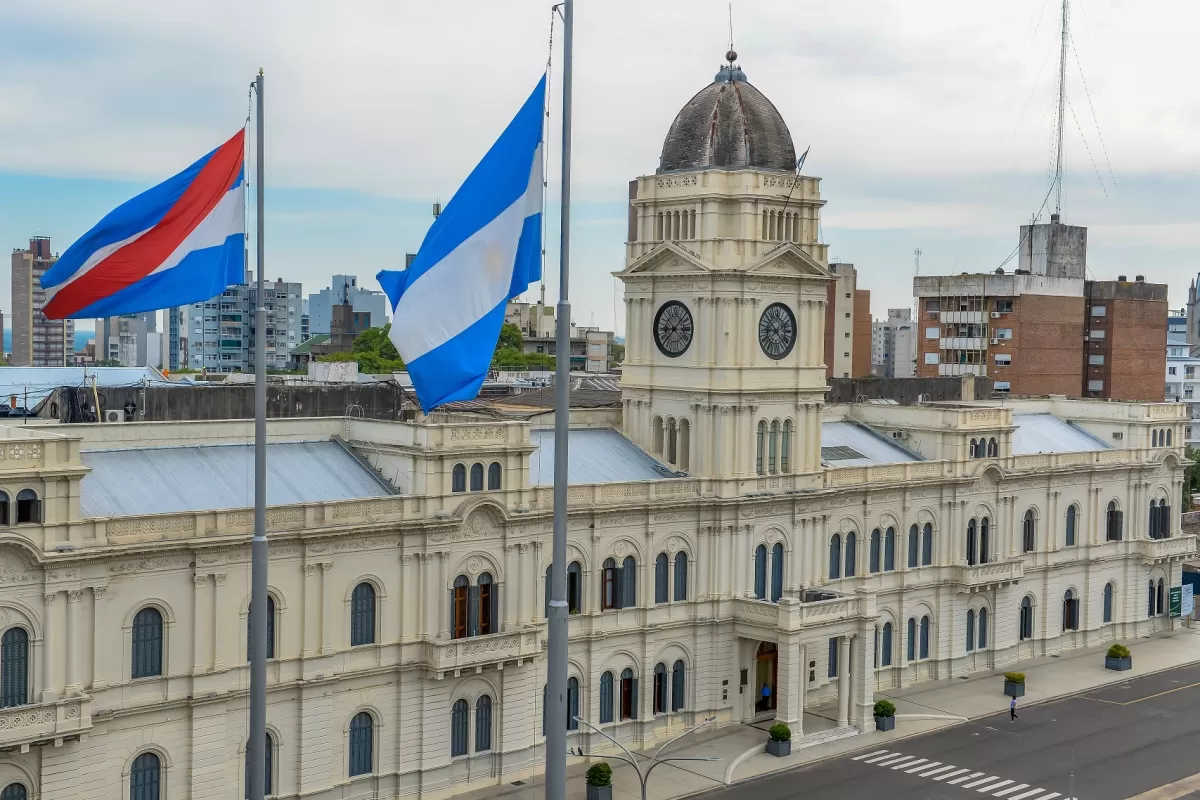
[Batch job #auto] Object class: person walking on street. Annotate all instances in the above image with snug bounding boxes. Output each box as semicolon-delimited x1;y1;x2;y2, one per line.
1010;696;1018;721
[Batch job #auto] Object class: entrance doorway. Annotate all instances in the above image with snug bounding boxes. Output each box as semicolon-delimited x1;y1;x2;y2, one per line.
755;642;777;713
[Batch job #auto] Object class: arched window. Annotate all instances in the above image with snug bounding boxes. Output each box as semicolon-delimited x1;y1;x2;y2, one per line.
567;677;580;730
845;532;857;577
979;517;990;564
350;582;376;646
469;463;484;492
1157;578;1165;616
1103;583;1114;623
567;561;582;614
476;694;493;752
1149;500;1159;539
880;621;893;667
966;519;977;566
244;733;273;798
14;491;38;525
622;556;637;609
1063;589;1079;631
1148;579;1156;617
1159;499;1170;538
1106;501;1122;542
770;543;784;603
768;421;779;473
602;558;619;610
869;529;881;573
673;553;688;602
1020;596;1033;640
0;628;27;708
919;616;931;659
908;524;919;568
620;668;638;720
247;597;277;662
1152;429;1159;447
487;462;501;490
679;419;691;471
828;534;842;579
0;492;9;526
969;438;977;458
756;421;766;475
130;752;161;800
672;660;686;711
652;416;664;455
1066;504;1077;546
599;671;614;724
1022;510;1036;553
1;785;26;800
922;522;933;566
478;572;495;635
781;421;792;472
987;437;998;457
452;575;470;638
348;712;374;776
966;609;976;652
753;544;767;599
131;607;163;679
667;419;677;465
1168;428;1173;446
978;607;988;649
906;618;917;662
655;553;669;604
452;464;466;493
884;527;896;571
653;663;667;714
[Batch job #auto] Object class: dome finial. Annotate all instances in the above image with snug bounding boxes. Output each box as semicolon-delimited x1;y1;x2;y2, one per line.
726;1;737;65
726;49;738;64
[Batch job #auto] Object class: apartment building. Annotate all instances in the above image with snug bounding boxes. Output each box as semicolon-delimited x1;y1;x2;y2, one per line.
824;263;872;379
10;237;73;367
307;275;387;335
871;308;916;378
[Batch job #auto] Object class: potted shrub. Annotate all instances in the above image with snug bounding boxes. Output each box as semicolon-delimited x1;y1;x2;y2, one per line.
766;723;792;757
585;762;613;800
1003;672;1025;698
1105;643;1132;671
873;699;897;732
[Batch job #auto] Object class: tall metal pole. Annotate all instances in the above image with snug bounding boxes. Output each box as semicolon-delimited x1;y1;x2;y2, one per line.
247;68;269;800
1053;0;1069;216
545;2;573;800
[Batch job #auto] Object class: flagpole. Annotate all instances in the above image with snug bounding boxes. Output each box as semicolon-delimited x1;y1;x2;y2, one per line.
247;68;269;800
546;1;573;799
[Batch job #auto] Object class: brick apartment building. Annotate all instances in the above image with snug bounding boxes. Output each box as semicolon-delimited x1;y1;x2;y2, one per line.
824;262;872;379
914;216;1167;401
10;236;74;367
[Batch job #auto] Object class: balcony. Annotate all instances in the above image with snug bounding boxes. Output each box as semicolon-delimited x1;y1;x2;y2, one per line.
1137;535;1198;565
951;559;1023;592
0;697;92;750
939;337;984;350
733;594;860;636
424;628;543;678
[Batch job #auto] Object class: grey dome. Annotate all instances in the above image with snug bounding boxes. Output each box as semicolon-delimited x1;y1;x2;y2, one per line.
657;61;797;173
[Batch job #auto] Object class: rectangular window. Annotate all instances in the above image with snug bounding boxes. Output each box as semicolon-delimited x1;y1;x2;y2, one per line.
993;354;1012;365
1089;329;1106;339
827;637;838;678
994;381;1011;392
926;300;940;312
1089;354;1105;365
1091;305;1107;316
1169;367;1178;375
996;328;1013;339
1088;379;1104;391
924;353;939;365
994;299;1013;312
925;327;939;339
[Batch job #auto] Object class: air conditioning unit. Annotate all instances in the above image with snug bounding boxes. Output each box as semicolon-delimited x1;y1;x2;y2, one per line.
990;338;999;345
1112;432;1124;440
104;410;123;423
990;312;1001;318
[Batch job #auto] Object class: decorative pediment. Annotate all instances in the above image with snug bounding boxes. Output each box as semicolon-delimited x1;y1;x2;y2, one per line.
617;242;712;277
745;243;833;279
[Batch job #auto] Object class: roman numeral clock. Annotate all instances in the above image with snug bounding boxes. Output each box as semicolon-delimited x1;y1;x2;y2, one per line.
758;302;797;359
653;300;694;357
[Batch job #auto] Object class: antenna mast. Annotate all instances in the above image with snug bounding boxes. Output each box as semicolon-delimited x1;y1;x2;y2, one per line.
1053;0;1070;216
914;247;922;277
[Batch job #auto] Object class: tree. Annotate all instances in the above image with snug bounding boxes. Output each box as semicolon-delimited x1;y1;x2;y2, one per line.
497;323;524;351
610;342;625;364
318;324;404;373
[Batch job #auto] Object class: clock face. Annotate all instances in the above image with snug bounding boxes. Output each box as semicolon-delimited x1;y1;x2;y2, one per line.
653;301;694;358
758;302;797;359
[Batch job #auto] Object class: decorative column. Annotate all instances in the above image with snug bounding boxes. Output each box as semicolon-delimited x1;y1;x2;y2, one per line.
836;635;850;727
421;554;437;637
502;545;517;626
193;575;212;672
65;590;81;694
41;591;57;703
212;573;230;671
696;527;711;600
320;562;334;654
854;594;877;730
90;586;108;690
774;632;803;727
302;564;320;655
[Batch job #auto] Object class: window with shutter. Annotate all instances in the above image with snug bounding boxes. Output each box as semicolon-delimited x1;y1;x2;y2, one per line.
0;628;28;708
845;532;857;577
621;556;637;609
349;712;374;776
770;543;784;603
131;607;163;679
599;672;614;723
908;525;919;568
350;583;376;646
754;545;767;599
130;752;161;800
922;523;933;566
884;527;896;571
673;554;688;602
476;695;493;752
979;518;989;563
655;554;669;604
672;660;686;711
869;529;881;573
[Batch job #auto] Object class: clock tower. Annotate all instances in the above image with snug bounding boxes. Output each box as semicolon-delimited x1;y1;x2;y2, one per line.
617;53;832;485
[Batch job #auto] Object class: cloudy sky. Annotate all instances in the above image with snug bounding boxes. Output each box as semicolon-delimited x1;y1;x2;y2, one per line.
2;0;1197;337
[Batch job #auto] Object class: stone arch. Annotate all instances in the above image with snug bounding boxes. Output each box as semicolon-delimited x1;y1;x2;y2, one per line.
450;675;502;707
651;641;692;669
833;515;863;536
971;501;997;521
605;536;645;564
458;500;508;531
565;543;591;571
0;762;37;800
913;506;940;527
598;648;643;674
0;600;42;641
875;512;901;531
452;551;504;584
237;586;288;614
122;597;178;628
659;531;696;559
343;574;387;603
754;525;789;548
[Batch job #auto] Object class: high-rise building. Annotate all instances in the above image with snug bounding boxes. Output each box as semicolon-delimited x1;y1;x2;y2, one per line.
184;275;303;372
95;313;157;366
307;275;387;335
823;263;872;379
10;237;74;366
871;308;916;378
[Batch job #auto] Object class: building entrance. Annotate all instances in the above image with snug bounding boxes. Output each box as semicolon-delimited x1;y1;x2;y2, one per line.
755;642;777;713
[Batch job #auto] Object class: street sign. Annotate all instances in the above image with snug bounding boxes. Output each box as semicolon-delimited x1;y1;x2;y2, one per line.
1169;586;1183;618
1183;584;1195;617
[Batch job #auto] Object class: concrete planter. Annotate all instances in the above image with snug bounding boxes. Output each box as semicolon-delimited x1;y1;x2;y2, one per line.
586;785;612;800
1105;656;1132;671
1003;681;1025;698
874;714;895;732
766;738;791;757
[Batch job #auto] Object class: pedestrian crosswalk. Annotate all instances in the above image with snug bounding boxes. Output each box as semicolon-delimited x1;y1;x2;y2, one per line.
850;750;1074;800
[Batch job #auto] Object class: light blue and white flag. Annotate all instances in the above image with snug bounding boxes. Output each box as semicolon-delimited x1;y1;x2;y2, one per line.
378;75;545;412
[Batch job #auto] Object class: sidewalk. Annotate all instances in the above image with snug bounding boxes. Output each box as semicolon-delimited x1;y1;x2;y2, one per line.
460;627;1200;800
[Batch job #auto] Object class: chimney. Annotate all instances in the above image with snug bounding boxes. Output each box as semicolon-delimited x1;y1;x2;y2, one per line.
1050;213;1060;224
1135;275;1145;282
1117;275;1127;282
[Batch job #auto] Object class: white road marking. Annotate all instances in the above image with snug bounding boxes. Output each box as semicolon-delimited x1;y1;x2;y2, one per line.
893;758;927;770
962;775;1002;789
979;779;1014;793
875;754;914;767
934;768;971;781
1029;794;1060;800
993;785;1029;798
948;772;986;785
908;761;942;774
853;750;889;761
919;765;958;778
1010;788;1049;800
861;752;896;763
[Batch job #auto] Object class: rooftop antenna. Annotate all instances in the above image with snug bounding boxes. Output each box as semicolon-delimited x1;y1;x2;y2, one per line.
914;247;922;276
728;1;734;57
432;198;442;219
1052;0;1070;217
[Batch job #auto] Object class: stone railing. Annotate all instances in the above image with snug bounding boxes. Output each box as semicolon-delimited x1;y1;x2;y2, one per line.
0;697;91;749
424;628;543;677
1009;449;1135;472
733;594;860;633
824;460;946;488
534;479;701;509
1137;535;1198;564
950;559;1023;592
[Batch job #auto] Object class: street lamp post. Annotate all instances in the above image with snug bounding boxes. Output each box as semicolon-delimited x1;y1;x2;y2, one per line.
569;716;721;800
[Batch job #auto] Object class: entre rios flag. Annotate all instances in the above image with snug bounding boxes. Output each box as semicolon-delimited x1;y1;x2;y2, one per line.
378;75;545;413
41;130;247;319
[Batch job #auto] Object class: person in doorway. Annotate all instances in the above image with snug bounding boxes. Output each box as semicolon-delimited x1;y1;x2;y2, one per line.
760;682;772;711
1010;696;1018;721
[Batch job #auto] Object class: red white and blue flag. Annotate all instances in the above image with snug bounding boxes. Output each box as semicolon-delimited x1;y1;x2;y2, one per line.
41;129;247;320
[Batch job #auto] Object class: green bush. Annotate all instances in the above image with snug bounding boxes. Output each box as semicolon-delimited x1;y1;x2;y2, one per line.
586;762;613;788
873;699;896;718
768;723;792;742
1003;672;1025;685
1107;643;1131;659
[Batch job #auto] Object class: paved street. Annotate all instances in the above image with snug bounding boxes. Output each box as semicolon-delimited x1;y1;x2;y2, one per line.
699;661;1200;800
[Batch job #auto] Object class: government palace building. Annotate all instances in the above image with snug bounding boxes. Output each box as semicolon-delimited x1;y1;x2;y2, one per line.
0;55;1193;800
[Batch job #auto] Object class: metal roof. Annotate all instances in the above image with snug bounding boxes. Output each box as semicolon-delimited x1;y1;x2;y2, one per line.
529;428;678;485
0;367;171;408
1011;413;1110;455
79;440;393;518
821;421;921;467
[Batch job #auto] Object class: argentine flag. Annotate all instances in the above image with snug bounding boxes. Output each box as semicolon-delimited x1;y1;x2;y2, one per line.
378;76;546;413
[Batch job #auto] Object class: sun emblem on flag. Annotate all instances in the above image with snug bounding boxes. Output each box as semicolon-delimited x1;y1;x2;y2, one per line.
483;242;508;281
